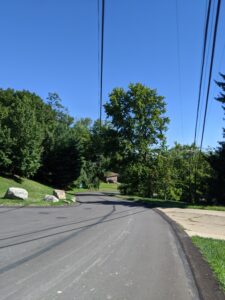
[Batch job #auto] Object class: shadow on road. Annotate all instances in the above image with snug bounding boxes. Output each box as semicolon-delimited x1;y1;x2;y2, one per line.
76;192;189;209
0;205;27;214
0;207;147;250
0;194;149;274
77;199;148;207
0;207;141;243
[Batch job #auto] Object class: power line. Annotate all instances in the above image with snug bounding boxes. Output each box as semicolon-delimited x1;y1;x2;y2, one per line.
196;0;216;143
97;0;100;113
200;0;221;150
99;0;105;127
194;0;212;146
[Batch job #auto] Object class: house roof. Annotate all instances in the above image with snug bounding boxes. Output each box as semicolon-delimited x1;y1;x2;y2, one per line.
104;171;119;177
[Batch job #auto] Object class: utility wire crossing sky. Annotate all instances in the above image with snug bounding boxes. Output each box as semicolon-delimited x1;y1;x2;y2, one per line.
0;0;225;148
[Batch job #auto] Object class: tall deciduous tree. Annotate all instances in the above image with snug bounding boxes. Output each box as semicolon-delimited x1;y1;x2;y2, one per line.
35;93;81;188
0;89;46;177
104;83;169;163
0;89;81;188
168;144;211;203
104;83;169;196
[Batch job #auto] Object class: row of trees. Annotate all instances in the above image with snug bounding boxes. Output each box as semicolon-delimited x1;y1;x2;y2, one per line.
0;79;225;204
0;90;81;188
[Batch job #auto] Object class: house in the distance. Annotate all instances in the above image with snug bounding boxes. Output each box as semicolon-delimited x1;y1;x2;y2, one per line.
104;172;119;183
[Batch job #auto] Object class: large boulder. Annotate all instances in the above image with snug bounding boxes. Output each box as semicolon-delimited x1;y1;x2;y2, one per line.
5;187;28;200
53;189;66;200
71;196;76;203
44;195;59;202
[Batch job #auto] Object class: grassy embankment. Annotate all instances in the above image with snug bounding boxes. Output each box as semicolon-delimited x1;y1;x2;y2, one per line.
1;175;225;212
192;237;225;292
0;176;77;206
116;194;225;212
0;176;119;206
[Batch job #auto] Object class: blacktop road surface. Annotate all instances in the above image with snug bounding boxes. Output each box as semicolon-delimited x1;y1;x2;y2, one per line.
0;193;200;300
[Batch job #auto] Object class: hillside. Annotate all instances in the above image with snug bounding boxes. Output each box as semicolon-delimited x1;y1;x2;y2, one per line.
0;176;70;206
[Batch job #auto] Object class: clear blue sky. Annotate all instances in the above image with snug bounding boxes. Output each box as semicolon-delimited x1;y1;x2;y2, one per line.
0;0;225;148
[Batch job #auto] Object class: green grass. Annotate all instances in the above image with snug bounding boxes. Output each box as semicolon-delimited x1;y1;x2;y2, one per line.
116;195;225;211
99;182;119;192
0;176;119;206
1;175;224;211
69;182;118;193
192;236;225;291
0;176;75;206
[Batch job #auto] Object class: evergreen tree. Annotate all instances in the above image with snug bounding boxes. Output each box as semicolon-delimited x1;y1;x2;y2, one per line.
215;73;225;137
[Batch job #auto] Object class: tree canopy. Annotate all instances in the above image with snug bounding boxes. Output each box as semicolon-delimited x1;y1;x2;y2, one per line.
0;89;81;188
0;81;224;204
104;83;170;197
104;83;169;163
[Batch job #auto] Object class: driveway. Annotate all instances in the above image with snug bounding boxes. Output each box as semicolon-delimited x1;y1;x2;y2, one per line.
0;193;200;300
158;208;225;240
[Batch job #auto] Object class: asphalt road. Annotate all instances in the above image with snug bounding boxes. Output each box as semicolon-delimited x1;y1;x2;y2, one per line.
0;193;200;300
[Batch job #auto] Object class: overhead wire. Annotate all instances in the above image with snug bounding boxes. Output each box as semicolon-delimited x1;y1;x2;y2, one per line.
99;0;105;128
207;3;225;130
200;0;221;150
196;0;216;144
194;0;212;146
97;0;100;118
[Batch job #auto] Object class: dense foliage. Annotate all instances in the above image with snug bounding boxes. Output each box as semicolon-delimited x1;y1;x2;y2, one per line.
161;144;211;203
0;80;225;204
104;83;170;197
205;73;225;205
0;89;80;188
0;89;47;177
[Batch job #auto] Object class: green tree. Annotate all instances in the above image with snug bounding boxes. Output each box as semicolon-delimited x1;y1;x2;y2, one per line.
104;83;169;163
74;120;112;189
168;144;211;203
206;73;225;204
153;146;175;200
104;83;169;196
73;118;92;162
0;89;46;177
208;143;225;204
35;93;81;188
40;136;81;189
215;73;225;137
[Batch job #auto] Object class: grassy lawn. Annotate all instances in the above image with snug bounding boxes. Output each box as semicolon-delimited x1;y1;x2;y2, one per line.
0;176;75;206
67;183;118;195
1;175;224;211
192;236;225;291
99;182;119;192
69;182;118;193
0;176;118;206
116;195;225;212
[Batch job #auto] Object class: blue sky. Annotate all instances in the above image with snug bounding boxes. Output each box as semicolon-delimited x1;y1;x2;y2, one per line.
0;0;225;148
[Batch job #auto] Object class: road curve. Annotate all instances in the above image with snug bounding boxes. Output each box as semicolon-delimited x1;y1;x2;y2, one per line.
0;193;200;300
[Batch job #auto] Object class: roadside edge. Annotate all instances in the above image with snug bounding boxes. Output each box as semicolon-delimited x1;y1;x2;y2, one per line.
154;208;225;300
